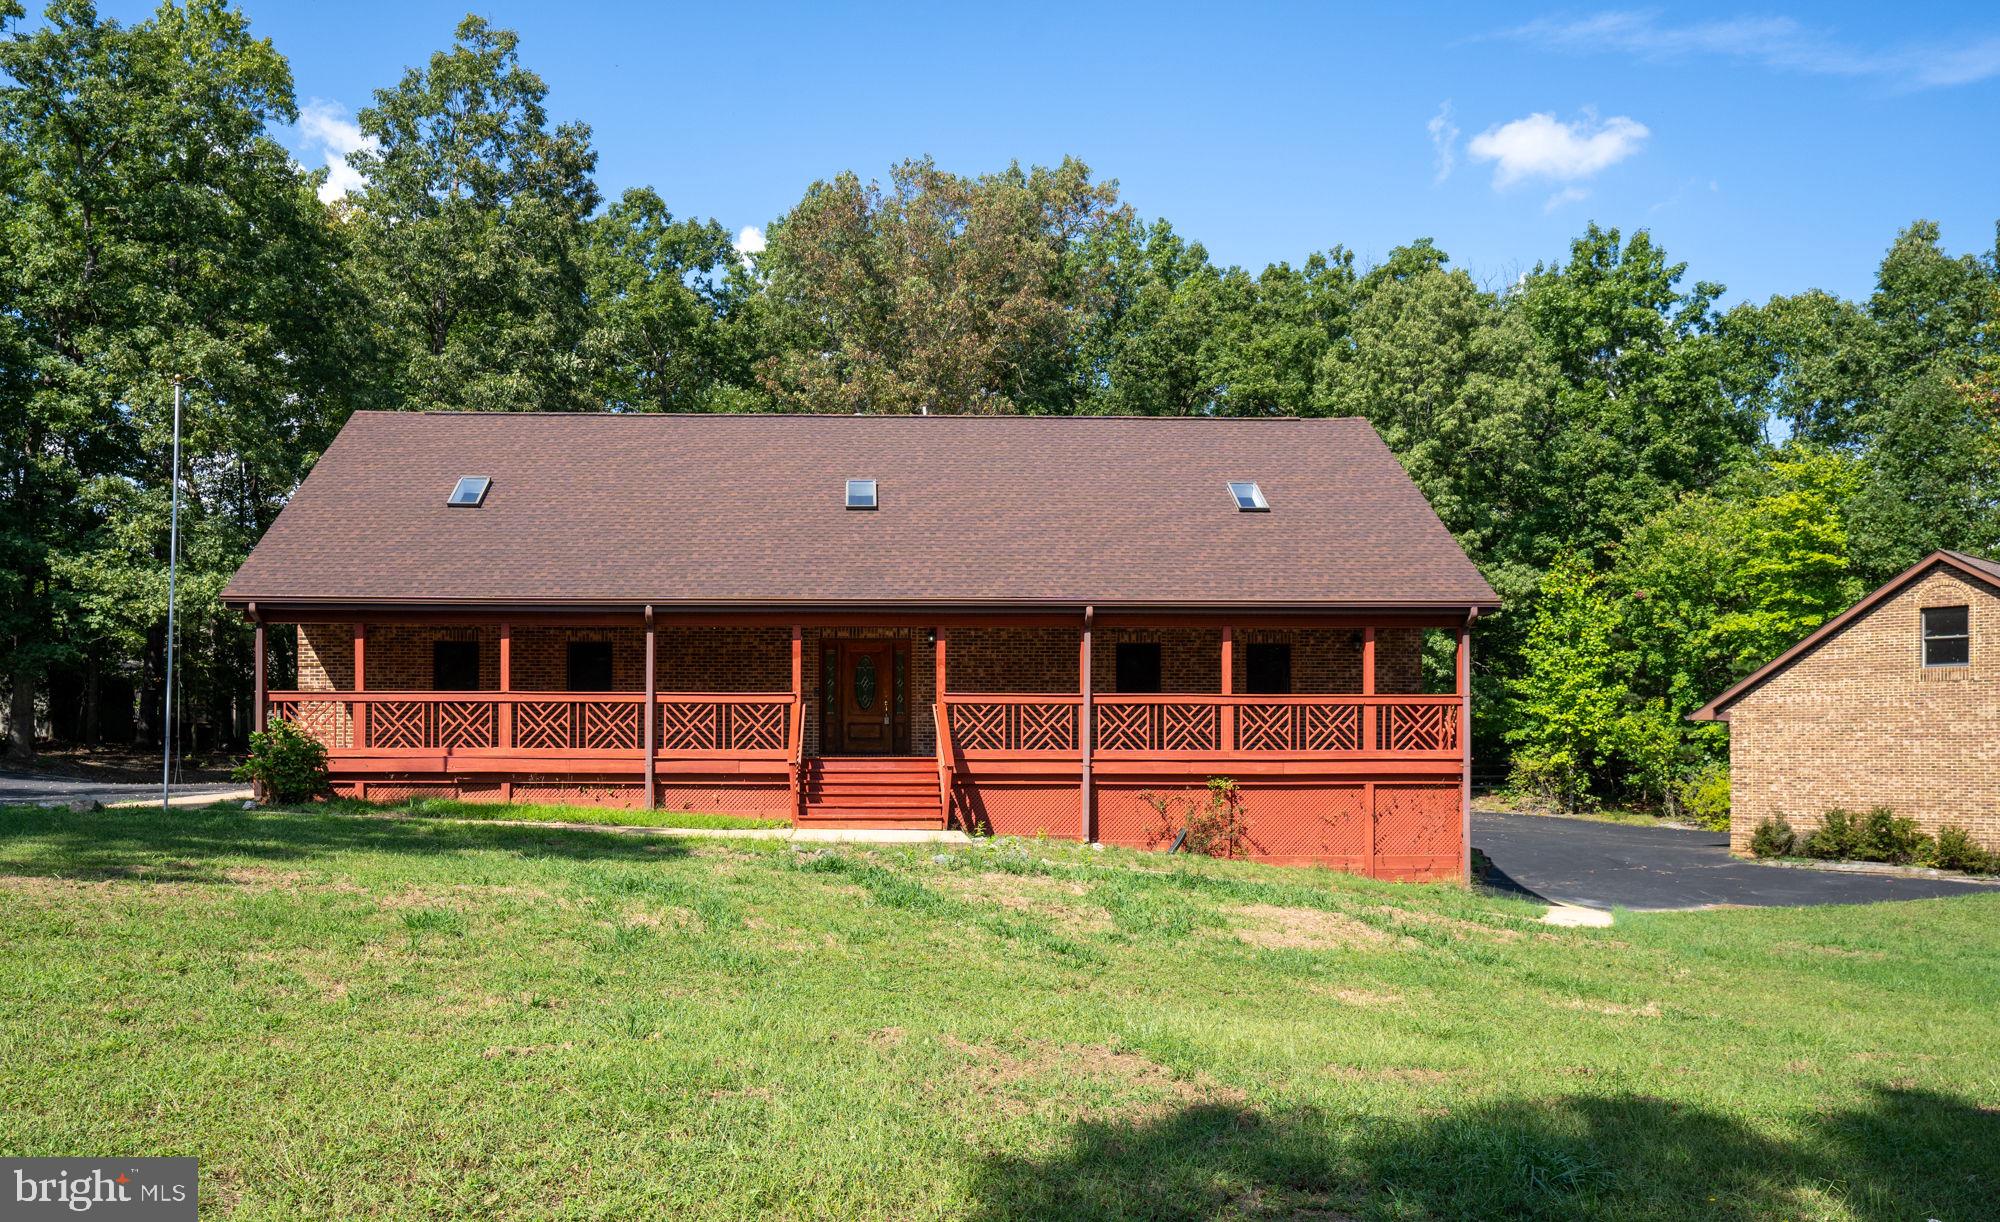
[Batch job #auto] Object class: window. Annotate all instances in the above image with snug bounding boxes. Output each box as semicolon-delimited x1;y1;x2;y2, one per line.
1923;605;1970;667
1245;642;1292;694
1227;481;1269;512
566;641;615;691
845;479;878;510
432;641;480;691
1114;642;1162;693
447;476;490;507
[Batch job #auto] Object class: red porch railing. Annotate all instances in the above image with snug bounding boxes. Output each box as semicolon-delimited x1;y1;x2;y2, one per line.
941;693;1459;757
268;691;797;757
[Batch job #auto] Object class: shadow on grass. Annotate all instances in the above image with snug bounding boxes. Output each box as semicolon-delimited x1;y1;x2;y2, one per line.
0;803;690;883
964;1087;1999;1220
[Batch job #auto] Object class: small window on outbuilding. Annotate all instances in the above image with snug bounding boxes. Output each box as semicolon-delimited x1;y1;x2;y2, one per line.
1114;642;1163;693
432;640;480;691
448;476;490;507
1228;481;1269;512
566;641;615;691
1245;642;1292;694
1923;605;1970;667
846;479;878;510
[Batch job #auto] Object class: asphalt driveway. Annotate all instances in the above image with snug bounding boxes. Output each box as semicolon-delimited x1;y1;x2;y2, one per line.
1474;809;1998;911
0;771;247;808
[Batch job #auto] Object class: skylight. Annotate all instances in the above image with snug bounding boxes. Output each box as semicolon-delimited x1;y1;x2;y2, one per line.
845;479;878;510
1228;481;1269;512
448;476;491;508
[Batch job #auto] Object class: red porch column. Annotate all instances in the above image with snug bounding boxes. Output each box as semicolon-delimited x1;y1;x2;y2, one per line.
1079;607;1093;842
789;624;803;822
497;622;513;751
643;606;657;810
1457;622;1472;884
1219;625;1234;753
351;622;367;749
1360;626;1377;751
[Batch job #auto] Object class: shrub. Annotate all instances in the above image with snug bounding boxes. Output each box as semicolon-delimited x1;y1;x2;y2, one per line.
1798;808;1861;860
1675;763;1731;831
1929;826;1997;875
1855;807;1927;865
1748;817;1796;859
232;716;332;803
1140;777;1248;859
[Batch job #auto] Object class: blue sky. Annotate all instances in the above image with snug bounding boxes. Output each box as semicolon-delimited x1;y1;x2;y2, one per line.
98;2;2000;306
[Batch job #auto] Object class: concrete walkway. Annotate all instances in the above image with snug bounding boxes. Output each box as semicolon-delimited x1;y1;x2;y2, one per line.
1475;809;1998;912
0;770;248;808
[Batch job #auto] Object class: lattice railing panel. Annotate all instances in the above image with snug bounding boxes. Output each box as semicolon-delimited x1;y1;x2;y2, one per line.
515;702;574;750
581;701;642;751
1160;703;1219;752
657;701;722;751
369;701;428;750
1380;702;1458;753
948;702;1078;752
1300;702;1363;752
272;699;350;749
435;701;496;749
1094;704;1154;752
726;702;788;752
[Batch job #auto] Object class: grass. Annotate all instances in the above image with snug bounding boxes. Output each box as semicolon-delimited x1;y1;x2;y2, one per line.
318;795;790;831
2;802;1997;1219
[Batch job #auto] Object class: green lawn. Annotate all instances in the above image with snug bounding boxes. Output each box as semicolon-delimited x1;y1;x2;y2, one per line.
2;804;1996;1219
317;796;791;831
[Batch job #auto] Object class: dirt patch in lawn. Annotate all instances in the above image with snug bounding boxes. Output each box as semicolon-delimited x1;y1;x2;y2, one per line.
1370;905;1526;942
1226;903;1401;951
1560;997;1663;1018
933;871;1109;932
940;1034;1246;1120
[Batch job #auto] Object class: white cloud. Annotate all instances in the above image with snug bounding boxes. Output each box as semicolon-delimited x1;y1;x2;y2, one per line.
1426;101;1460;184
294;99;376;203
1544;186;1590;213
1498;11;2000;91
1466;111;1649;188
735;225;767;257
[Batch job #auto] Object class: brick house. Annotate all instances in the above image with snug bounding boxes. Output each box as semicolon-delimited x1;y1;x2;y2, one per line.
1691;550;2000;854
223;412;1498;880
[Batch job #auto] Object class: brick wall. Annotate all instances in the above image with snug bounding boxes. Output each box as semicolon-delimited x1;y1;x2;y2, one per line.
1726;567;2000;852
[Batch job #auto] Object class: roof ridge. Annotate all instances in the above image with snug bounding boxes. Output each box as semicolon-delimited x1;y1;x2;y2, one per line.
354;410;1370;423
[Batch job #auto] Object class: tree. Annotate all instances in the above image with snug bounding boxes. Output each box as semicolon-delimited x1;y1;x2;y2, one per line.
347;15;600;413
1;0;361;758
584;187;764;412
1504;554;1629;809
757;156;1126;414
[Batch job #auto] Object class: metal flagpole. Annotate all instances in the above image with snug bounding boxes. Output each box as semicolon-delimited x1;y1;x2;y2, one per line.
162;378;182;812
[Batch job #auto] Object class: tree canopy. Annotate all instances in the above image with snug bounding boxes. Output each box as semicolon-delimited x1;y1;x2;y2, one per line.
3;4;1996;816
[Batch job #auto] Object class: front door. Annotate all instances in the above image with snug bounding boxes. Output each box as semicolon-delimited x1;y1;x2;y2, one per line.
837;641;896;754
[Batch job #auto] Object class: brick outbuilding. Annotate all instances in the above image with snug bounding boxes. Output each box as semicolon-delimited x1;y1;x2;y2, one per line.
1691;551;2000;853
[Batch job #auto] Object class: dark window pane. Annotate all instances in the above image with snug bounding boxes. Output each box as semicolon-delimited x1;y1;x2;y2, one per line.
432;641;480;691
1115;642;1162;693
567;641;615;691
1926;635;1970;667
1245;643;1292;694
1923;605;1969;637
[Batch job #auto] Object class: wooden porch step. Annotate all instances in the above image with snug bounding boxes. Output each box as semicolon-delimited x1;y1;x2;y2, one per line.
793;813;947;830
797;757;945;828
806;758;936;773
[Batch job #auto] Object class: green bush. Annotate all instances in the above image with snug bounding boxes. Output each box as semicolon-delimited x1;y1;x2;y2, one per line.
1855;807;1926;865
1929;826;1997;875
1798;808;1861;860
1748;817;1796;858
1675;763;1731;831
232;716;332;803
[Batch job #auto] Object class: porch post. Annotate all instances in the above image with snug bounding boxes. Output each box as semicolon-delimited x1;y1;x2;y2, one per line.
643;606;656;810
790;624;803;822
497;622;513;752
251;611;267;734
1219;625;1234;753
352;622;367;749
1457;620;1473;884
1360;626;1377;750
1079;607;1093;842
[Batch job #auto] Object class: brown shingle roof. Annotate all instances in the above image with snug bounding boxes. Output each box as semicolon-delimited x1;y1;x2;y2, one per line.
222;412;1498;611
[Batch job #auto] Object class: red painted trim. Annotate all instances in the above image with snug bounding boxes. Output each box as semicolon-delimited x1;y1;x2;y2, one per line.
643;607;657;809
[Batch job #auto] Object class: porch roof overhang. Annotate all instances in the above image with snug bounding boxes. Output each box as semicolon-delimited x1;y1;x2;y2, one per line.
230;596;1491;628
